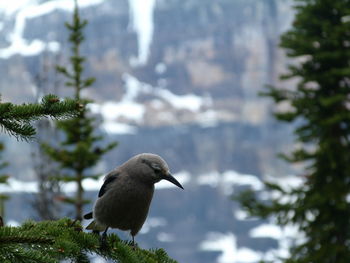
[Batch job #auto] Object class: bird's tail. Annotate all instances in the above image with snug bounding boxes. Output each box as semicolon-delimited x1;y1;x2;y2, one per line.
85;220;106;231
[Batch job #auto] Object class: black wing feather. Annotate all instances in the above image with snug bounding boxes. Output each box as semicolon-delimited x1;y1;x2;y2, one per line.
83;212;93;219
98;173;119;197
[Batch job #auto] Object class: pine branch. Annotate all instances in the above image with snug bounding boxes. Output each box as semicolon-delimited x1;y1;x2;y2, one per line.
0;219;178;263
0;142;9;220
0;227;53;244
0;95;80;141
0;245;56;263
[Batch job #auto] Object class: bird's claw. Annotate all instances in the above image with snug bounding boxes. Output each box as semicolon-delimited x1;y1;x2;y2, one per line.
130;236;138;250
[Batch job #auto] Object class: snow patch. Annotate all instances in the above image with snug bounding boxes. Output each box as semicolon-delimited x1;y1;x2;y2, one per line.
90;74;213;133
234;209;257;221
103;122;137;135
101;101;145;123
89;103;138;134
342;15;350;23
92;257;107;263
200;226;301;263
197;110;219;127
199;232;262;263
128;0;156;65
140;217;167;234
0;37;59;59
347;194;350;203
197;170;264;195
122;74;153;101
264;174;303;189
150;99;165;109
155;89;205;112
258;175;304;203
197;171;221;187
0;177;38;193
155;63;167;74
0;0;104;58
124;73;208;112
6;220;20;227
95;75;149;124
222;171;264;192
157;232;175;242
156;171;190;189
0;0;33;17
249;224;283;240
248;223;303;262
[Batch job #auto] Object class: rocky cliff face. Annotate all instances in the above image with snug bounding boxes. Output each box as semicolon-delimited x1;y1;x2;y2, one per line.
1;0;295;177
1;0;294;123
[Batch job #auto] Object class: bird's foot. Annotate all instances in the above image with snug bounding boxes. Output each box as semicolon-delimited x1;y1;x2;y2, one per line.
130;236;138;250
131;242;138;250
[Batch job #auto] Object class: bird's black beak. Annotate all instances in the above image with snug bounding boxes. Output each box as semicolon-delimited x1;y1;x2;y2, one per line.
162;173;184;189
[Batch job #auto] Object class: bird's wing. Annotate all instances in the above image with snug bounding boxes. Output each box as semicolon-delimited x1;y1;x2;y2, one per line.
83;171;120;220
86;220;106;231
83;212;93;219
98;171;119;197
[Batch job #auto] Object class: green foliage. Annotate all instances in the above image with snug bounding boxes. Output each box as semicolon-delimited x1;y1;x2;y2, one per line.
43;1;117;220
236;0;350;262
0;94;79;141
0;218;177;263
0;142;9;220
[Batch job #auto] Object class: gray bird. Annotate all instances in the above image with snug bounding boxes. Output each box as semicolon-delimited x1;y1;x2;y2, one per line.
83;153;183;245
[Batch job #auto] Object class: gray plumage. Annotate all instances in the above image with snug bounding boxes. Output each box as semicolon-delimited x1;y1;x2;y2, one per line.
84;153;183;242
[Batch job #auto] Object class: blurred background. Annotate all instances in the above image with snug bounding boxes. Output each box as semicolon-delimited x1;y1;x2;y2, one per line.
0;0;300;262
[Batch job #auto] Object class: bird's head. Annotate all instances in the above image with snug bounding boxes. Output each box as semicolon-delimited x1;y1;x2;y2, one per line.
132;153;184;189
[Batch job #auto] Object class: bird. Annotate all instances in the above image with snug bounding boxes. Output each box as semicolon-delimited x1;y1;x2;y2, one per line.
83;153;184;246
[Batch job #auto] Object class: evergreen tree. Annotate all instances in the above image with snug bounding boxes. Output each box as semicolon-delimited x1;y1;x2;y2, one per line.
0;142;9;221
43;1;117;221
0;218;177;263
237;0;350;262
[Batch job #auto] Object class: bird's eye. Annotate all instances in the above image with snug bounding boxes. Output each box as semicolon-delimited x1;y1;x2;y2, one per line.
151;163;161;173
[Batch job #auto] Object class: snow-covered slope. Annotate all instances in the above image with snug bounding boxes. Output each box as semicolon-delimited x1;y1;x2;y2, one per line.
0;0;157;64
0;0;105;58
89;73;219;134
